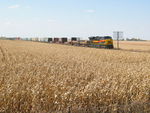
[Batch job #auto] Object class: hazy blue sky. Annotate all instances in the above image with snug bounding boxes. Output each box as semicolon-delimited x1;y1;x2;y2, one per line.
0;0;150;40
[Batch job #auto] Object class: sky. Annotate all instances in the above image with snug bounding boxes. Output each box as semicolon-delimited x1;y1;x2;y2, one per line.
0;0;150;40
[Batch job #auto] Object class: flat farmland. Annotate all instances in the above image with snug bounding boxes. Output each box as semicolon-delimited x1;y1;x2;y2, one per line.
0;40;150;113
114;41;150;51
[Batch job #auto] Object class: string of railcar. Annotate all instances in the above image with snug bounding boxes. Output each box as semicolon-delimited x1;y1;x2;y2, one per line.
22;36;114;49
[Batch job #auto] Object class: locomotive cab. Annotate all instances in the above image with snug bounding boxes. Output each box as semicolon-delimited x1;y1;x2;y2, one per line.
101;36;114;49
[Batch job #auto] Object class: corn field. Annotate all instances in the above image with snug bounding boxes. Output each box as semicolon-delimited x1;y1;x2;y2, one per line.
0;40;150;113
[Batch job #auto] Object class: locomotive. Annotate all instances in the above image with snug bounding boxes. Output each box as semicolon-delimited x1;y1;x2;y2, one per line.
88;36;114;49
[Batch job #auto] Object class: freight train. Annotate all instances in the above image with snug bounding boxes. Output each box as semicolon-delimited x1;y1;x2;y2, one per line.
22;36;114;49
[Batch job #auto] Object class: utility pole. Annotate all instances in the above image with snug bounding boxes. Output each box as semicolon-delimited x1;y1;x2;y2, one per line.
117;32;119;49
113;31;123;50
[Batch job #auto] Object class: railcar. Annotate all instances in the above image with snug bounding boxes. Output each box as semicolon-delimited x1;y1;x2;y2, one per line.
48;38;53;43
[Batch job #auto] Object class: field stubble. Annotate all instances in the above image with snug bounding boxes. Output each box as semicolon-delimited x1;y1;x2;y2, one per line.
114;41;150;52
0;40;150;113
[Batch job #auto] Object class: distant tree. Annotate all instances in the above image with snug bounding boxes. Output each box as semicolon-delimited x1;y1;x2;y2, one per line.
126;38;146;41
120;38;125;41
0;36;6;40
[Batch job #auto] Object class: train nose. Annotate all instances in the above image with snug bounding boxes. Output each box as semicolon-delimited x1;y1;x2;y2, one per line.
107;41;112;44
